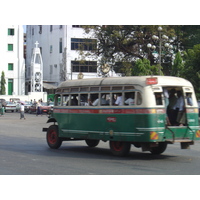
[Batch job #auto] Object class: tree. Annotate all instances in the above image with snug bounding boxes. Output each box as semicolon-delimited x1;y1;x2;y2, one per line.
83;25;177;75
132;58;160;76
171;52;184;77
182;44;200;97
0;71;6;95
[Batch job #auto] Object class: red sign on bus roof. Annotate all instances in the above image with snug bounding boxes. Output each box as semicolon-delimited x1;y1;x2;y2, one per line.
146;77;158;85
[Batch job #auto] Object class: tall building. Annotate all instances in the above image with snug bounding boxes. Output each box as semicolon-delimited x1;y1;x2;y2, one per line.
0;25;25;95
25;25;98;93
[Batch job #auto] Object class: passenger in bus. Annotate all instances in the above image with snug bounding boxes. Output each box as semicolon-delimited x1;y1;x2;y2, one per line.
125;93;135;106
167;89;177;125
92;94;108;106
115;93;123;106
81;94;89;106
155;93;162;105
175;91;185;126
71;95;78;106
186;93;193;106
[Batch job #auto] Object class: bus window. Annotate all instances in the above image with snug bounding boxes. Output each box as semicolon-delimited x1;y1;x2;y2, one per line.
62;94;69;106
80;94;89;106
186;93;193;106
100;93;110;106
155;93;163;105
136;92;142;105
91;93;99;106
70;94;78;106
125;92;135;106
114;93;123;106
54;94;61;106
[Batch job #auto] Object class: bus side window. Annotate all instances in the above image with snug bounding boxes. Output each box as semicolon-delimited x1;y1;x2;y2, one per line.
100;93;110;106
90;93;99;106
54;94;61;106
62;95;69;106
70;94;78;106
155;93;163;105
80;94;89;106
186;93;193;106
125;92;135;106
136;92;142;105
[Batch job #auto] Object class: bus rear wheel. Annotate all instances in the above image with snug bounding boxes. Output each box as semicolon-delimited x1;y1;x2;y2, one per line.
150;142;167;155
85;139;100;147
46;125;62;149
109;141;131;156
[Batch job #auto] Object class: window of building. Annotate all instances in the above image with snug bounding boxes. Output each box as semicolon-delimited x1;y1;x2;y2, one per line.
59;38;62;53
71;38;97;51
50;25;53;32
8;63;13;70
8;28;14;35
72;25;84;28
8;79;13;95
71;61;97;73
39;25;42;34
50;65;53;74
50;45;53;53
8;44;13;51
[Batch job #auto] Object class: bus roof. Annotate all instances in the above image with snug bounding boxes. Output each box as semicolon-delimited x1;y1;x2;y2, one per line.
57;76;193;88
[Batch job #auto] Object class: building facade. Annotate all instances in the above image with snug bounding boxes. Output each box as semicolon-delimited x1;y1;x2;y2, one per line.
0;25;25;95
25;25;98;93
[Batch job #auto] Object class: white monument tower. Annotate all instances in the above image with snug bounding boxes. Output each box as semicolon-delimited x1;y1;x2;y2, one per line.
31;41;43;92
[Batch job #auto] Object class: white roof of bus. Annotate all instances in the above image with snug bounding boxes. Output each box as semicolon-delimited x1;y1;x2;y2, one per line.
57;76;193;88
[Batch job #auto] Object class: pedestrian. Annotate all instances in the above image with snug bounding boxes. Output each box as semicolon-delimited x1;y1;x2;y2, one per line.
20;103;26;119
36;100;42;116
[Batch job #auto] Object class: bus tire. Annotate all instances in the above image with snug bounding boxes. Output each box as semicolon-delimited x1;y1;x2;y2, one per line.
85;139;100;147
150;142;167;155
46;125;62;149
109;141;131;156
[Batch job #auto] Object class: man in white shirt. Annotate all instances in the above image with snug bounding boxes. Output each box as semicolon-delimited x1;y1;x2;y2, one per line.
115;93;123;106
20;103;25;119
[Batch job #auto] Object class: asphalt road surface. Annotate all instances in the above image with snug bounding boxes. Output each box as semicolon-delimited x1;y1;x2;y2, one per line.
1;112;200;175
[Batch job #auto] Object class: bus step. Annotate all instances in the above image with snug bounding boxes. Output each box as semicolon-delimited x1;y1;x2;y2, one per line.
166;139;193;143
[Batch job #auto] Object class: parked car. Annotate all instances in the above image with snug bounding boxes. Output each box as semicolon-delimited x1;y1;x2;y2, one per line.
24;102;32;113
29;102;51;114
5;101;17;112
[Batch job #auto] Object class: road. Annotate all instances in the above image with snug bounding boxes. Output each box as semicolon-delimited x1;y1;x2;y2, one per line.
1;112;200;175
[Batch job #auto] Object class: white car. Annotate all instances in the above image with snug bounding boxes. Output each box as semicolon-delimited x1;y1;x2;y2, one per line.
5;101;17;112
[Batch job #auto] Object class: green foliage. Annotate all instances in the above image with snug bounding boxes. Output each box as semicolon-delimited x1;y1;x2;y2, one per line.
0;71;6;95
171;52;184;77
183;44;200;97
132;58;161;76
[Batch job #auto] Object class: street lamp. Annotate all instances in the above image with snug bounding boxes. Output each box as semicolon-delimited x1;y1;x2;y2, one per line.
147;26;173;75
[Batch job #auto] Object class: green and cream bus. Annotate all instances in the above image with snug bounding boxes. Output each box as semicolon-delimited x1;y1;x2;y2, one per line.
43;76;200;156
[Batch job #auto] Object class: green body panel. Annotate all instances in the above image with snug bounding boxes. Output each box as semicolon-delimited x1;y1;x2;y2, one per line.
50;107;200;143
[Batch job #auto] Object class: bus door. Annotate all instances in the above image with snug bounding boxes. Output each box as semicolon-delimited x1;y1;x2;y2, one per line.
153;87;166;131
182;87;198;127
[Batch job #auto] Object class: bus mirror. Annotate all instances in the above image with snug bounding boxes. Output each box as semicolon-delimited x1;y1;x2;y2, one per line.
146;78;158;85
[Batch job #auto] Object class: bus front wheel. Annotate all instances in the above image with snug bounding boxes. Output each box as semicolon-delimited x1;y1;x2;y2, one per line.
150;142;167;155
85;139;100;147
46;125;62;149
109;141;131;156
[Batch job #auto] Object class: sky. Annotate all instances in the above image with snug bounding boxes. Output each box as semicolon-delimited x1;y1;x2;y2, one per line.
23;25;26;33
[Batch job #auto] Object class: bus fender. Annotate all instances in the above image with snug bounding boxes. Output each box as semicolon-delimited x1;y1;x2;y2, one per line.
46;118;57;123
